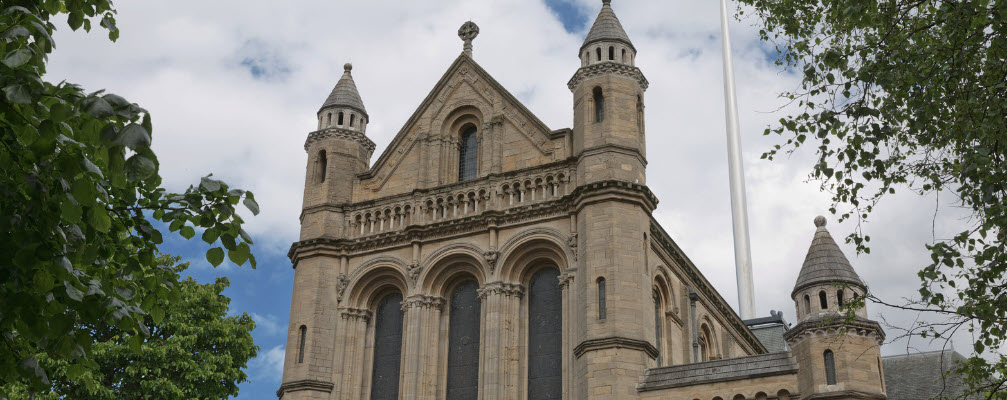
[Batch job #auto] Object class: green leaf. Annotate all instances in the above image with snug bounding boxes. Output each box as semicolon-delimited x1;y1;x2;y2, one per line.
67;11;84;30
202;228;220;244
180;225;195;240
64;281;84;302
243;197;259;216
90;207;111;233
206;247;224;267
124;154;156;181
60;199;82;223
2;48;32;68
200;176;221;191
84;97;114;118
82;157;104;179
3;84;32;104
114;124;151;149
228;242;250;266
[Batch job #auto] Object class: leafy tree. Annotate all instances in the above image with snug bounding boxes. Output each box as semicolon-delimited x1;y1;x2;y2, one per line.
0;0;259;393
1;255;259;399
735;0;1006;396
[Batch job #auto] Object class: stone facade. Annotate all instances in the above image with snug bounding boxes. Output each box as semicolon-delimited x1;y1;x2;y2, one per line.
278;2;889;399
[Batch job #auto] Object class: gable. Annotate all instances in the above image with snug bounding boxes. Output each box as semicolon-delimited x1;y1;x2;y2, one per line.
353;56;569;202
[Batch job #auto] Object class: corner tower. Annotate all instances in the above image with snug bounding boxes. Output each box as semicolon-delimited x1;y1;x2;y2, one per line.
785;216;887;400
278;64;375;400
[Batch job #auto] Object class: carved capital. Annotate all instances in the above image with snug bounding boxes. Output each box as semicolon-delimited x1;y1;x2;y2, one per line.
558;268;577;289
401;295;445;311
477;281;525;299
339;307;372;322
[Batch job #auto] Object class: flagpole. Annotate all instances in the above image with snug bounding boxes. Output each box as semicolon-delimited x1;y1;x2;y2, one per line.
719;0;756;320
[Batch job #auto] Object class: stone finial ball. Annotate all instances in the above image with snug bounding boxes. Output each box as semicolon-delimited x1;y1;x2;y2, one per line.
344;63;352;72
814;216;827;228
603;0;612;4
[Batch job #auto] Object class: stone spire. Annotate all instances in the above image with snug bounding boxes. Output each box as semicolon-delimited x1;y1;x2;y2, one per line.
792;216;866;297
581;0;634;53
321;63;367;118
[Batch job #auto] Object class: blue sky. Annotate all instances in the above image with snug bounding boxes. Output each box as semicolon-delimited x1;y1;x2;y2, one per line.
44;0;973;398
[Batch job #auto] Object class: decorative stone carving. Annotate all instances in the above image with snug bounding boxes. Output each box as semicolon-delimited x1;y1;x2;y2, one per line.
458;21;479;57
401;295;446;311
567;62;650;91
558;268;577;289
567;233;579;262
336;273;350;302
304;127;376;153
483;251;499;274
407;262;422;287
476;281;525;299
339;307;372;322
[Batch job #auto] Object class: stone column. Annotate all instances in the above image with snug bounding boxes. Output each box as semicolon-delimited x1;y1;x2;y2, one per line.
559;269;578;400
399;295;445;400
336;308;371;400
477;282;524;400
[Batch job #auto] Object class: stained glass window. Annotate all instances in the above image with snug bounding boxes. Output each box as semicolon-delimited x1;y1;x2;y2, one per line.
528;268;562;400
458;126;478;181
370;293;404;400
446;281;481;400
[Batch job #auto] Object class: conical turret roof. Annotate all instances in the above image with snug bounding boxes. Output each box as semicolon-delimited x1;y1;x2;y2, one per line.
321;63;367;118
792;216;865;297
581;0;635;52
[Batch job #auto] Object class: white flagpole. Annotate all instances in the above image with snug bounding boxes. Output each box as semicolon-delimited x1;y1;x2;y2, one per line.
719;0;756;320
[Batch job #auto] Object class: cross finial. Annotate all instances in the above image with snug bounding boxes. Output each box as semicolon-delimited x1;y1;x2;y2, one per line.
458;21;480;57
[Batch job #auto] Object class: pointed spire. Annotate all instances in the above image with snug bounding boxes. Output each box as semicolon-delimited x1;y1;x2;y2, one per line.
792;216;866;297
321;63;367;118
581;0;634;52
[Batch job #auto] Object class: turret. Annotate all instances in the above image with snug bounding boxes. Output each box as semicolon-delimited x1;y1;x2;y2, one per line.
785;216;887;399
569;0;649;185
300;63;375;240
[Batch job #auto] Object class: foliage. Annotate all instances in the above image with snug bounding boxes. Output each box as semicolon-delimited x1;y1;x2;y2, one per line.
1;255;259;399
735;0;1006;396
0;0;259;392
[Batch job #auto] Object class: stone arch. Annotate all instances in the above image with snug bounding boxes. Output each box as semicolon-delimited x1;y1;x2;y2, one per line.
435;101;489;139
755;391;769;400
732;395;746;400
343;256;410;309
417;242;488;296
777;389;792;400
699;315;720;360
496;227;573;282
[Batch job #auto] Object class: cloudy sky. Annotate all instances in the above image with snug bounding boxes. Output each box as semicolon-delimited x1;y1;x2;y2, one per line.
46;0;968;398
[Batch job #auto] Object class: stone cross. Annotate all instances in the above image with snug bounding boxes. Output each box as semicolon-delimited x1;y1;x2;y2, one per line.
458;21;479;57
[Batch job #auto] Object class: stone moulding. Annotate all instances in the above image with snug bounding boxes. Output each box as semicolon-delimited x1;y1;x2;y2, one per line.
275;379;334;398
304;127;376;153
338;307;373;322
573;336;660;360
476;281;525;299
401;294;446;311
649;220;768;355
783;315;886;346
804;391;886;400
567;61;650;90
637;352;798;392
288;180;659;262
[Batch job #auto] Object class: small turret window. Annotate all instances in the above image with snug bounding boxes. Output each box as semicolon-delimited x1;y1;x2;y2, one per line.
824;350;837;385
803;294;811;315
298;325;307;364
458;126;478;181
609;46;615;60
317;150;328;183
819;291;828;310
596;47;602;61
622;49;627;63
597;277;607;320
350;113;356;127
338;112;344;126
593;87;605;123
327;112;332;126
837;290;845;307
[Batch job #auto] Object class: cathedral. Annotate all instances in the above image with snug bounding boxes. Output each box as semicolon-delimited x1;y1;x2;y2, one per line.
277;1;897;399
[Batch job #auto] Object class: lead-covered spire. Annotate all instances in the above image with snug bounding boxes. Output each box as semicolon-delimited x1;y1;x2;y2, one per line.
581;0;634;53
791;216;866;298
317;63;368;133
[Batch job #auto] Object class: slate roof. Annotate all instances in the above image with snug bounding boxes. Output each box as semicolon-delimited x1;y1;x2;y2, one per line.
883;350;973;400
638;352;798;392
321;63;367;117
749;325;789;353
581;0;635;52
792;216;865;297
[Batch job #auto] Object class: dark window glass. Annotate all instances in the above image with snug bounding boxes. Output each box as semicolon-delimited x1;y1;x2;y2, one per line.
837;290;845;307
446;281;481;400
597;278;606;320
593;87;605;123
318;150;327;183
350;113;356;127
370;293;404;400
609;46;615;60
819;291;828;310
458;126;478;181
824;350;837;385
654;295;662;367
298;325;307;363
338;112;344;125
622;49;627;63
596;47;601;61
804;295;811;314
528;268;562;400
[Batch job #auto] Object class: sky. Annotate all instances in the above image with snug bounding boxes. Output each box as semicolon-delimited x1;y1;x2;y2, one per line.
45;0;971;398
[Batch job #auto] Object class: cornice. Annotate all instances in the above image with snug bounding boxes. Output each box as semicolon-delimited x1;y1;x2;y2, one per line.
304;127;376;153
568;61;649;91
276;380;333;398
574;336;660;360
784;314;886;346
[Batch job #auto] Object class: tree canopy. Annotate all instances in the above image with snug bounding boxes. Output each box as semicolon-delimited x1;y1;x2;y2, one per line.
735;0;1006;396
0;0;259;392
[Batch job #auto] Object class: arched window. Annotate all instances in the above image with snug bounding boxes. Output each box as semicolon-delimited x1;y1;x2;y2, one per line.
699;325;711;362
804;294;811;315
446;280;481;400
350;113;356;127
622;49;627;63
318;150;327;183
327;113;332;126
593;87;605;123
370;293;404;400
819;291;829;310
636;94;644;134
596;47;602;61
297;325;307;364
837;290;845;307
609;46;615;60
528;268;562;400
654;294;662;366
824;350;837;385
458;126;478;181
597;277;607;320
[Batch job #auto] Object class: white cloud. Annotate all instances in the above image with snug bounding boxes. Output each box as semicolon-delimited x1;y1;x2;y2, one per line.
250;313;285;337
46;0;971;357
250;345;285;378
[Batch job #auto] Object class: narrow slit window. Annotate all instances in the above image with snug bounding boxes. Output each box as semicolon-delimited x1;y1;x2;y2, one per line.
318;150;327;183
609;46;615;60
350;114;356;127
458;126;478;181
597;278;607;320
819;291;828;310
337;112;344;126
824;350;837;385
593;87;605;123
837;290;845;307
327;113;332;126
804;294;811;315
622;49;627;63
298;325;307;364
596;47;601;61
654;294;662;366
